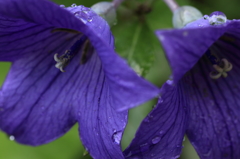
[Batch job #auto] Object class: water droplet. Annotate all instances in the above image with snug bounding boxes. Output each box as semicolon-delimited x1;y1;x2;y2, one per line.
87;17;93;22
74;11;80;16
144;118;150;123
203;15;209;20
158;98;163;103
183;31;188;36
140;143;149;152
209;11;227;25
112;130;122;144
233;118;238;123
71;3;77;7
124;151;132;157
159;130;164;135
166;79;174;85
9;135;15;141
59;4;65;8
152;136;161;144
159;35;165;41
173;155;180;158
183;136;186;141
176;144;182;148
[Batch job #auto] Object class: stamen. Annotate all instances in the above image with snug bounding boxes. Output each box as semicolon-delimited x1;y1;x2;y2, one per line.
54;36;87;72
54;52;72;72
209;71;222;79
80;40;92;64
209;58;233;79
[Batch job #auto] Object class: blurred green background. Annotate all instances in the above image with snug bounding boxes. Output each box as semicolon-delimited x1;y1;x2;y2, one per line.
1;0;240;158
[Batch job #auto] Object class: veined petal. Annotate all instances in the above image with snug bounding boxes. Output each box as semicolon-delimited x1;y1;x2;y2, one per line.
0;0;159;158
77;68;127;158
183;23;240;158
0;34;83;145
155;17;226;83
0;0;160;111
123;82;188;159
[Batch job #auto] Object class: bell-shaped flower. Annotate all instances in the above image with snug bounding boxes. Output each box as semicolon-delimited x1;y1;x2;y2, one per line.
124;11;240;159
0;0;160;158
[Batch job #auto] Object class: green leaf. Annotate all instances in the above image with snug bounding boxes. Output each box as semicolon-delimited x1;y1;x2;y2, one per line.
113;21;155;76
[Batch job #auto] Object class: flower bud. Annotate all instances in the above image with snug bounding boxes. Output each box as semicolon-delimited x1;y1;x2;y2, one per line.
91;2;117;27
172;6;203;28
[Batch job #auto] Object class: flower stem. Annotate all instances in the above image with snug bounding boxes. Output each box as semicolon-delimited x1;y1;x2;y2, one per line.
163;0;179;12
112;0;124;8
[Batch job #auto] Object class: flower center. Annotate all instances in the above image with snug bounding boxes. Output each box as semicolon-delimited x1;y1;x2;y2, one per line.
205;50;233;79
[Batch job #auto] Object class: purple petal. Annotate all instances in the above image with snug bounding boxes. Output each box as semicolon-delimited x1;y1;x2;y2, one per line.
155;17;227;83
77;66;128;158
0;0;159;158
0;0;160;111
123;82;188;159
0;33;82;145
182;24;240;158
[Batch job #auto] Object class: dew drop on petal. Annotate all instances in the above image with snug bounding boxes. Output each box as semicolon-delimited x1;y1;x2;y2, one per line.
140;143;149;152
166;79;174;85
151;136;161;144
159;130;164;135
203;15;209;20
173;155;180;159
208;11;227;25
71;3;77;7
9;135;15;141
124;151;132;158
60;4;65;8
112;130;122;144
183;136;186;141
158;98;163;103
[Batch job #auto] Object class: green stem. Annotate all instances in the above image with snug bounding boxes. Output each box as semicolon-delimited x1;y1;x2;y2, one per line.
128;24;142;62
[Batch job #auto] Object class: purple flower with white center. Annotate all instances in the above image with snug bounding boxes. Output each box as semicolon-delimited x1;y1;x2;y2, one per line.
0;0;160;158
123;11;240;159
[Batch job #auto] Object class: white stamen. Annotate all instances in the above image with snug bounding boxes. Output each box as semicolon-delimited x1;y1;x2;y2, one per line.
209;72;222;79
54;53;70;72
209;58;233;79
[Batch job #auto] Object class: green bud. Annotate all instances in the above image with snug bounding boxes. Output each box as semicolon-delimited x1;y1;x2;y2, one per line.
172;6;203;28
91;2;117;27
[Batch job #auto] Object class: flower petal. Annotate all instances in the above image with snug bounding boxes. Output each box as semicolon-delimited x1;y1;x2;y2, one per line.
0;0;160;111
155;18;226;83
0;0;159;158
183;26;240;158
77;69;128;158
123;82;188;159
0;32;87;144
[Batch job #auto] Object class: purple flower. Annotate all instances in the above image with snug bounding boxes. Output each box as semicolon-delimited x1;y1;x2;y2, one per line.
0;0;160;158
124;11;240;159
